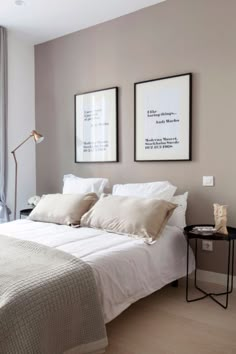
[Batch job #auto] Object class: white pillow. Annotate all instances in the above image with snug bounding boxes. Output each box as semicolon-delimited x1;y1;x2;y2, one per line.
168;192;188;229
112;181;177;201
63;174;109;197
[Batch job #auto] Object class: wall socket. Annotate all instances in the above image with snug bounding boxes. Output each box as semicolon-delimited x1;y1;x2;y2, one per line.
202;240;213;252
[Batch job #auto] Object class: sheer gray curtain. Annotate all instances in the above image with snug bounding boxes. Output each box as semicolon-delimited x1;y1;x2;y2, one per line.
0;26;10;223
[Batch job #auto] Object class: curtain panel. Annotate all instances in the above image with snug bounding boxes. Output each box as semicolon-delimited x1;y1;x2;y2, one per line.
0;26;10;223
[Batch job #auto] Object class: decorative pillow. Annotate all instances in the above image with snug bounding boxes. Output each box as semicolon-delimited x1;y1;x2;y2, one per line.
112;181;177;201
168;192;188;229
81;194;177;244
28;193;98;225
63;174;109;197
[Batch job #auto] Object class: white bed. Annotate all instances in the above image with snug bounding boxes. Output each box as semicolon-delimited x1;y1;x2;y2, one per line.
0;219;195;324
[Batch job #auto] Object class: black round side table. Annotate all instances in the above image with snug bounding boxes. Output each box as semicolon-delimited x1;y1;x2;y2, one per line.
20;208;34;219
184;224;236;309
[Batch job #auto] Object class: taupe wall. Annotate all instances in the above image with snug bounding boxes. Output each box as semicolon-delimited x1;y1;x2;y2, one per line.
35;0;236;274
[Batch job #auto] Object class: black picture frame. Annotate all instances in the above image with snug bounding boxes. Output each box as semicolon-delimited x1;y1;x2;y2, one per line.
74;87;119;163
134;73;192;162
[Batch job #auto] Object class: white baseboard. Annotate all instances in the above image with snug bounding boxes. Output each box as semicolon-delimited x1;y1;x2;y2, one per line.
189;269;236;288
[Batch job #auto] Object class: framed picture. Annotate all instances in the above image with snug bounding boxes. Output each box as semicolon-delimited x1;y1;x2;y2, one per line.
75;87;118;163
135;73;192;161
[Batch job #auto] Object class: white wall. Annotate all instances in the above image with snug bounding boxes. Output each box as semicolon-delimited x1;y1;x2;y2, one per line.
7;31;36;219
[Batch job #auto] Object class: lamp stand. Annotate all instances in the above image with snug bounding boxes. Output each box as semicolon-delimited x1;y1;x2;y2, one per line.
11;135;32;220
12;151;18;221
11;130;45;220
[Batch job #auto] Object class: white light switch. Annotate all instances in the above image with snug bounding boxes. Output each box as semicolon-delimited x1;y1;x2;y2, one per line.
203;176;214;187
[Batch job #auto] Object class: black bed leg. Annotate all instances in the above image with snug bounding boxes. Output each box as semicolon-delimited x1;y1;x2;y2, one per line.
171;280;179;288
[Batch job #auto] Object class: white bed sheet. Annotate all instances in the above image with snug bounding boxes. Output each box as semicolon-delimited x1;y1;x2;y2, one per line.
0;220;195;323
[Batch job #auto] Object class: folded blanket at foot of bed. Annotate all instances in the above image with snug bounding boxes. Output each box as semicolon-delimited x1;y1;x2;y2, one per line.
0;234;107;354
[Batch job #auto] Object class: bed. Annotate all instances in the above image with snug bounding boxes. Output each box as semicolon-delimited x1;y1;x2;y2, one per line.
0;178;195;353
0;219;195;324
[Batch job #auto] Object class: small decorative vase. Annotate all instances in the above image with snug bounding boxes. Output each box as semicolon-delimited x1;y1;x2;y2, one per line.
213;204;228;235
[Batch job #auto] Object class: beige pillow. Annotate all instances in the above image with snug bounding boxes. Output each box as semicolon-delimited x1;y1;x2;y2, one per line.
28;193;98;225
81;194;177;243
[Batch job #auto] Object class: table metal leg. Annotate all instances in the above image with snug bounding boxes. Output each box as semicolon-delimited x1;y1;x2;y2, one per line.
225;240;231;308
186;236;189;301
230;240;234;293
186;238;234;309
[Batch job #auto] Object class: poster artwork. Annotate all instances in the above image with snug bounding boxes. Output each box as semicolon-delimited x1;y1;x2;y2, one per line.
144;89;181;152
75;87;118;162
135;73;191;161
82;108;109;154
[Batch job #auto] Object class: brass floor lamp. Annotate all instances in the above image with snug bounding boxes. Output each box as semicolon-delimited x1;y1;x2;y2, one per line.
11;130;44;220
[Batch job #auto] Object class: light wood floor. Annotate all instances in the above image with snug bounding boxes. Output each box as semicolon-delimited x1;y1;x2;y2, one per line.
105;281;236;354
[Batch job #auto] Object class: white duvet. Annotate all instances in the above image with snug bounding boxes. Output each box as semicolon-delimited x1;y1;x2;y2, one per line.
0;220;195;323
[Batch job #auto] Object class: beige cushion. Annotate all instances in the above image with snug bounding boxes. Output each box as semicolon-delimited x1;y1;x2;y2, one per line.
81;194;177;243
28;193;98;225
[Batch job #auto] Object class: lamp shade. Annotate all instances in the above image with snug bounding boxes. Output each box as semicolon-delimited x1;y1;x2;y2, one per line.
31;130;44;144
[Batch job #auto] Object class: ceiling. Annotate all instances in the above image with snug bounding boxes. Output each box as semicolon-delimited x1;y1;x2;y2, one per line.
0;0;166;45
